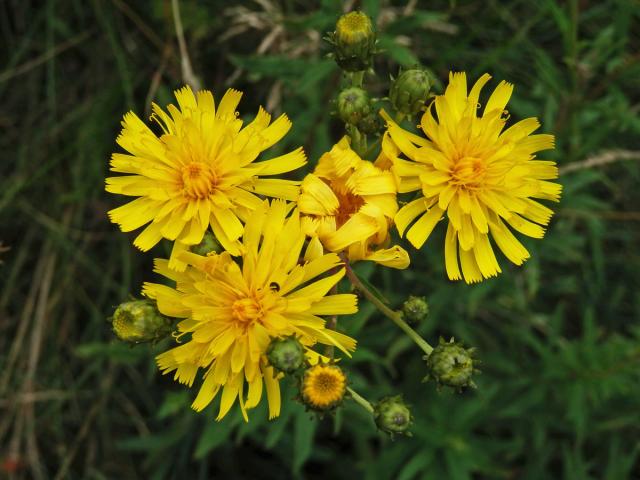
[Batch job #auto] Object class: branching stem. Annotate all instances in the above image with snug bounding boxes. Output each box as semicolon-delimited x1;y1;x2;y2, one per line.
343;260;433;356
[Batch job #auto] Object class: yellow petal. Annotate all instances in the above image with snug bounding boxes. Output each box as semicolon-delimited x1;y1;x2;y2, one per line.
191;369;221;412
324;213;378;252
444;223;462;281
395;198;427;237
459;245;483;284
257;147;306;176
262;364;281;419
488;214;530;265
472;233;501;279
307;294;358;315
484;80;513;115
364;245;411;269
406;206;443;249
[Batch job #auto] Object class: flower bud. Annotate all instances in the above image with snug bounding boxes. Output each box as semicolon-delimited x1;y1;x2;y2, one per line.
424;337;479;390
111;299;172;344
327;11;376;72
266;335;305;374
373;395;412;437
389;68;431;116
301;363;347;412
402;295;429;324
356;111;384;135
190;231;222;256
337;87;372;126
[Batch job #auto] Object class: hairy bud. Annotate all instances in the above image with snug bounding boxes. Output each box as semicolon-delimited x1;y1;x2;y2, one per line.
390;68;431;116
266;335;305;374
424;337;479;390
111;299;172;344
337;87;373;126
327;11;376;72
374;395;412;437
402;295;429;324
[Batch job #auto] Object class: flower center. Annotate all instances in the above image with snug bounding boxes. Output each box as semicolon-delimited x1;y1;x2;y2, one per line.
231;297;264;325
181;162;217;199
334;190;365;227
302;365;347;409
450;155;487;189
314;372;340;393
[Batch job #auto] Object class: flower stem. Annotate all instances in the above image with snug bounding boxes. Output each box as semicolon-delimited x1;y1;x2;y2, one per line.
347;387;374;414
350;70;365;88
343;261;433;356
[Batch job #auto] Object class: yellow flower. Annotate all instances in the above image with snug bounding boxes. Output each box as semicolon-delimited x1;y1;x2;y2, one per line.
106;86;306;269
384;72;562;283
301;363;347;411
298;137;409;269
143;200;357;421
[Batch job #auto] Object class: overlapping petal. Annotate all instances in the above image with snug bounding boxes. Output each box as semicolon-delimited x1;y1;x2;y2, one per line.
298;137;410;269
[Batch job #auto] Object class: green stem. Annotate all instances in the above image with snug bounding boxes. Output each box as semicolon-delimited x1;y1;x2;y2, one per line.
347;124;368;158
347;387;374;414
362;137;381;159
350;70;365;87
344;261;433;356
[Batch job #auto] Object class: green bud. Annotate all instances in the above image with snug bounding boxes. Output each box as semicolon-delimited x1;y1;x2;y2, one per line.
266;335;305;374
402;296;429;324
111;299;172;344
337;87;372;125
390;68;431;116
327;11;376;72
424;337;479;390
190;231;222;256
373;395;412;437
356;111;384;135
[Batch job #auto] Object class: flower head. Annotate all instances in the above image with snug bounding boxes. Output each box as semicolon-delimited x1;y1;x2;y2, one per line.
106;86;306;269
144;200;357;421
111;299;172;344
384;72;562;283
301;363;347;411
373;395;413;437
423;337;479;391
298;137;409;269
266;335;305;374
389;67;432;117
328;11;376;72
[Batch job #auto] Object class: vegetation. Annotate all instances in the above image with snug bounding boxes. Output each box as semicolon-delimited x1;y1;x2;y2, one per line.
1;0;639;478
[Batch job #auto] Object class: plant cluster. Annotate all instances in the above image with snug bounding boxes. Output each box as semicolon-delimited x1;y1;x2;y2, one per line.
106;10;561;436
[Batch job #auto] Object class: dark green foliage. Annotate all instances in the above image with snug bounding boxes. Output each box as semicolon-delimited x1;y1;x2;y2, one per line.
1;0;639;479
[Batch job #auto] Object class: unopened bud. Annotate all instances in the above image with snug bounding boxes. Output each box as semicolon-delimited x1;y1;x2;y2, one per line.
373;395;412;437
190;231;222;256
266;336;305;374
327;11;376;72
390;68;431;116
402;295;429;324
356;111;384;135
337;87;372;125
111;299;172;344
424;337;479;390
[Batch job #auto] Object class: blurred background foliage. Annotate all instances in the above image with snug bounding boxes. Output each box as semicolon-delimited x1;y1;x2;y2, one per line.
1;0;640;478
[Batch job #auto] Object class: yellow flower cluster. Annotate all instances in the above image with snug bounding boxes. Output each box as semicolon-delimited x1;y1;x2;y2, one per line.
106;73;560;419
